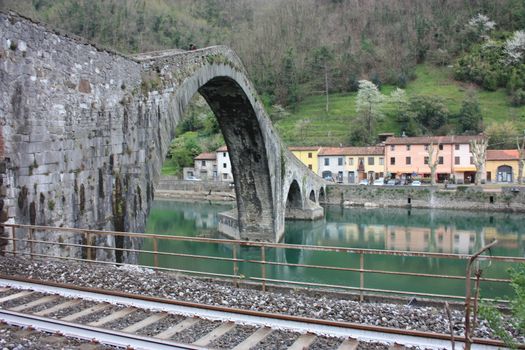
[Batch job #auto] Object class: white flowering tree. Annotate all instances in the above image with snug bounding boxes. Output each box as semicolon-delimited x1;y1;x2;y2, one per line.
504;30;525;65
466;14;496;42
470;138;488;186
356;80;384;144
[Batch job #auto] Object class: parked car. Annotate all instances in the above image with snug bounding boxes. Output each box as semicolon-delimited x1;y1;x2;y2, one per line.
358;179;369;185
411;180;421;186
186;176;201;181
386;179;400;186
323;175;335;182
373;178;385;186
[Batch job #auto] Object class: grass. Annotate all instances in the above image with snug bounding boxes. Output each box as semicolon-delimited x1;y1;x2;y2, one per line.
275;64;525;146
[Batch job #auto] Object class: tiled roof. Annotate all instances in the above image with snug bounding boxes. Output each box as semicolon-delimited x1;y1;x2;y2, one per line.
487;149;520;161
194;152;216;160
288;146;320;151
318;146;384;156
385;135;485;145
216;145;228;152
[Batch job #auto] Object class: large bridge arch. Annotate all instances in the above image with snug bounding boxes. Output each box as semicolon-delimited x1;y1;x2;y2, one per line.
1;12;325;255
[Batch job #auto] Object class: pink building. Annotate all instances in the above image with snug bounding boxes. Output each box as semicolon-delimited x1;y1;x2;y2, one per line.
385;135;484;183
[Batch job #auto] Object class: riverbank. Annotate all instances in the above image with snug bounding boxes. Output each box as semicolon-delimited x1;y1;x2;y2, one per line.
0;255;522;344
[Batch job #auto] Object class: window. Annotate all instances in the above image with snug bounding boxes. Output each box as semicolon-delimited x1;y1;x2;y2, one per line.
223;173;228;180
455;144;460;150
406;156;411;165
201;160;206;166
223;163;227;168
390;145;395;151
324;158;329;166
439;156;444;164
308;152;312;158
425;145;429;151
223;152;227;157
368;157;374;165
379;157;384;165
348;158;354;166
455;156;460;165
338;157;343;166
308;164;312;170
390;157;396;165
424;156;429;165
470;156;474;164
406;145;411;151
439;144;443;150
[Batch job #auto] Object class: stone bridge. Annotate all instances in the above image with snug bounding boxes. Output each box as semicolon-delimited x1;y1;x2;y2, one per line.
0;11;325;254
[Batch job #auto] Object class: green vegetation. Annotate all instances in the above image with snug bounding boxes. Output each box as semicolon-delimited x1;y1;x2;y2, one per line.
275;64;525;146
479;264;525;347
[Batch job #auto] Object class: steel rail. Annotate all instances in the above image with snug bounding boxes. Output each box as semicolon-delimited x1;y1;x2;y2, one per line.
0;275;521;349
0;309;200;350
5;223;523;262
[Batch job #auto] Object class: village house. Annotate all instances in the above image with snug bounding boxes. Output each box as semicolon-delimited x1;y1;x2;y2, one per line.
486;149;521;183
216;145;233;182
384;135;484;183
317;147;385;183
289;146;320;172
191;152;217;180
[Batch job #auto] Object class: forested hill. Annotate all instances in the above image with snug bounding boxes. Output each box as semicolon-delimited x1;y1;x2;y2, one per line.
3;0;525;106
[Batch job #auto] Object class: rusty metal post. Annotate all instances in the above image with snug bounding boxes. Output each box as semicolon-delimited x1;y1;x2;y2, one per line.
153;238;159;268
464;240;497;350
29;228;34;260
11;226;16;257
86;232;92;261
261;246;266;292
359;253;364;302
233;244;239;288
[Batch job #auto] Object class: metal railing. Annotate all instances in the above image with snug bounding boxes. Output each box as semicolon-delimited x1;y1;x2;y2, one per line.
1;223;523;302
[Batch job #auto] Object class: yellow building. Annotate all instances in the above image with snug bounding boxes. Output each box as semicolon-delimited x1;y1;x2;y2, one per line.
289;146;320;172
486;150;520;183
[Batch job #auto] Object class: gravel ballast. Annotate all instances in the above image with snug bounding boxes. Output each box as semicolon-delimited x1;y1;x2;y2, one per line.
0;256;522;344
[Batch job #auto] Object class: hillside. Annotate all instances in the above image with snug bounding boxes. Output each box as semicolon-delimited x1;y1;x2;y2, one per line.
275;64;525;146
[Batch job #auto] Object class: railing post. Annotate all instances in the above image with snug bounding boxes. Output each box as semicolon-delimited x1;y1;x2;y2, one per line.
153;238;159;268
86;232;92;261
261;246;266;292
12;226;16;257
233;244;239;288
359;253;364;302
29;228;34;260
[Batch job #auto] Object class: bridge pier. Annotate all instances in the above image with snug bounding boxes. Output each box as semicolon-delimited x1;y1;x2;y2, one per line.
285;201;324;221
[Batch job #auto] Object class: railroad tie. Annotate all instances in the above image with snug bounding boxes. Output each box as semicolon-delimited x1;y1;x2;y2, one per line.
389;343;406;350
287;333;317;350
337;338;358;350
231;326;273;350
121;312;168;333
88;307;136;327
9;295;59;312
60;303;110;321
34;300;81;316
192;321;236;347
0;291;33;303
154;317;199;339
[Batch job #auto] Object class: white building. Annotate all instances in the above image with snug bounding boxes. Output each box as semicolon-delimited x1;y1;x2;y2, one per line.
216;145;233;182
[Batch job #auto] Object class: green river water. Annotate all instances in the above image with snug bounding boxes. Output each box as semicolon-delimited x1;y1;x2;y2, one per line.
140;200;525;299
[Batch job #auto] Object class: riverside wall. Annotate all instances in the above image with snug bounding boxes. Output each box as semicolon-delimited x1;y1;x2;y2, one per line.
324;185;525;212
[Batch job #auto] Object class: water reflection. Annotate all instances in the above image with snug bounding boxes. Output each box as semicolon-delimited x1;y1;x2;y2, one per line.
143;200;524;298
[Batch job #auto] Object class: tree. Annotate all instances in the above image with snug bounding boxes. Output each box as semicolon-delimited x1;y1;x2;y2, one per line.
309;46;334;112
485;121;519;149
427;142;440;186
504;30;525;65
458;90;483;134
408;96;449;134
356;80;384;145
470;137;488;185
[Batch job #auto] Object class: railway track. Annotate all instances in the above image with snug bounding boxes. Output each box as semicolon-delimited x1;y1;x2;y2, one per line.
0;277;513;350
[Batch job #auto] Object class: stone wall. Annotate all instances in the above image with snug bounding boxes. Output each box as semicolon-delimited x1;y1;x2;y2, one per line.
325;185;525;212
1;12;149;261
